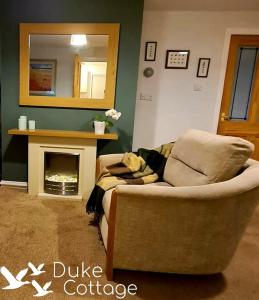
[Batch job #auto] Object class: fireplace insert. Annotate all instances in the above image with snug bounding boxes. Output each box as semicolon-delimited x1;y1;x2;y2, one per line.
44;152;79;196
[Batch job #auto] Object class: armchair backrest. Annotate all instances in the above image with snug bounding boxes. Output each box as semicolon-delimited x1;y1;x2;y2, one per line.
163;129;254;187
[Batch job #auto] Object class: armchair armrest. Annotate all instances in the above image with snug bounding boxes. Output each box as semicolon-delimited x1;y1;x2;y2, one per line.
96;153;124;179
115;160;259;199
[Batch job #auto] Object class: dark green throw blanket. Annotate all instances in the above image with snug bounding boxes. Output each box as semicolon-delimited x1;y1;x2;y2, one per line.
86;143;174;223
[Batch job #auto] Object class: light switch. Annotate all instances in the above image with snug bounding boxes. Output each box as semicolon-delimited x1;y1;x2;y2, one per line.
193;83;203;91
140;93;152;101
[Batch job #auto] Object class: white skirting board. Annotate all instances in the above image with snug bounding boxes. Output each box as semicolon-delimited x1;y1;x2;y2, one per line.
0;180;28;188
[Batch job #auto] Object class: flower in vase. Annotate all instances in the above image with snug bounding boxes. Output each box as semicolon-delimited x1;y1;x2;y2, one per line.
94;109;122;129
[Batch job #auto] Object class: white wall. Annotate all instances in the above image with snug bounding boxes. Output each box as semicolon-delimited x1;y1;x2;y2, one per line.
133;11;259;150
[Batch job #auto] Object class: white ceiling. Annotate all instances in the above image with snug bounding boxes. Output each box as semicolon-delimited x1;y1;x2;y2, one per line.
144;0;259;11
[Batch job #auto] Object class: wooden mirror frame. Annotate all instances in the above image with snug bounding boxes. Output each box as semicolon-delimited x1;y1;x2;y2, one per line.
19;23;120;109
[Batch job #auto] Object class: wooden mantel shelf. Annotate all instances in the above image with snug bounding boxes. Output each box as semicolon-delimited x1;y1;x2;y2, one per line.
8;128;118;140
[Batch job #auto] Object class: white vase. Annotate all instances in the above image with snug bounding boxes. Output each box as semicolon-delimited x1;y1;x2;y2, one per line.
94;121;105;134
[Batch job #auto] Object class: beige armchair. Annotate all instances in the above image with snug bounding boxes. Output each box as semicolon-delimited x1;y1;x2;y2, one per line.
97;130;259;280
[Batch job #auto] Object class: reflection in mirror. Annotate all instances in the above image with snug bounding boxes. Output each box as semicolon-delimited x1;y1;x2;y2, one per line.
29;34;108;99
79;61;107;99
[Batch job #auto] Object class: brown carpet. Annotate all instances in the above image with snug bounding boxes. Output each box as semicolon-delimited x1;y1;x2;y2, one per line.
0;186;258;300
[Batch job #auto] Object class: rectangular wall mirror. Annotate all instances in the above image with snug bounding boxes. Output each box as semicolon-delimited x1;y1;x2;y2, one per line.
20;23;120;109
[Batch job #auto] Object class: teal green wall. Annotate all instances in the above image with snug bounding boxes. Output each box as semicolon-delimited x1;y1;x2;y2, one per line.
1;0;143;181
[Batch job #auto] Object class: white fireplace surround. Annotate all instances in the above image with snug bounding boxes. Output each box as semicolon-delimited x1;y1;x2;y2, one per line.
29;136;97;200
7;128;118;200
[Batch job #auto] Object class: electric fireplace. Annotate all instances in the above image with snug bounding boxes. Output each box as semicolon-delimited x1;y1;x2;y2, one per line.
44;152;79;196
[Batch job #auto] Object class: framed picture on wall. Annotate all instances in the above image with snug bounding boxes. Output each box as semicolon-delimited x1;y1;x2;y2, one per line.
197;58;210;78
145;41;157;61
165;50;190;69
29;59;57;96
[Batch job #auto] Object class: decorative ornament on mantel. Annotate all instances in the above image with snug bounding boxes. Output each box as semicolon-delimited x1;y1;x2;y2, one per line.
93;109;121;135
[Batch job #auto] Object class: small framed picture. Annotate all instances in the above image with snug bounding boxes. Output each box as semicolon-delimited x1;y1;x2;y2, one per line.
29;59;57;96
165;50;190;69
145;42;157;61
197;58;210;78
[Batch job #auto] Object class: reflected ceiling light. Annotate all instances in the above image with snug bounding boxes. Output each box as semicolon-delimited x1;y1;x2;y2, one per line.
70;34;87;46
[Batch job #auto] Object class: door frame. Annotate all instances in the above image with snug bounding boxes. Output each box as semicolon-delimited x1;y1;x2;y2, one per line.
213;28;259;132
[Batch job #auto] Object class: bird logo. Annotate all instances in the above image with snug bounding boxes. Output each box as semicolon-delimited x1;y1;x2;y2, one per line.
0;263;53;297
0;266;30;290
28;262;45;276
31;280;53;297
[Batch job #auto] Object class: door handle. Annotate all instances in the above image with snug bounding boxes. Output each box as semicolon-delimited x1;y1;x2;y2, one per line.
221;112;230;121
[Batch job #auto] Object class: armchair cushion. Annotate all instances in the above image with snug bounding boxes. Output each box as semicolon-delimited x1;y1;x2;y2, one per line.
164;129;254;187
